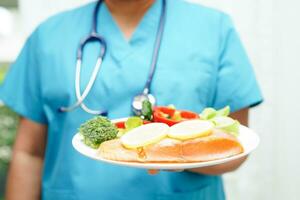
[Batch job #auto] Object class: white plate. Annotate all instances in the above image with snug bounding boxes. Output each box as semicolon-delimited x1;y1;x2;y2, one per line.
72;118;260;170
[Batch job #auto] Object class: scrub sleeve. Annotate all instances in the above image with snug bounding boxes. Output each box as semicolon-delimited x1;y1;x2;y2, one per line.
0;29;47;124
213;15;263;111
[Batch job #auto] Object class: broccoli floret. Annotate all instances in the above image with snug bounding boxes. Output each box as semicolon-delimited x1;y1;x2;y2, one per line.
79;116;118;149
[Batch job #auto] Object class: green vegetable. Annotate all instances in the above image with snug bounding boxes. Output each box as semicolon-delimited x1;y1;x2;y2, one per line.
212;116;240;137
141;100;153;121
216;106;230;117
200;106;239;137
79;116;118;149
125;117;143;131
200;108;217;120
117;117;144;138
200;106;230;120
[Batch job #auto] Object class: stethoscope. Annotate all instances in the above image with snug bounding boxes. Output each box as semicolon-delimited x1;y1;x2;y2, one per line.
59;0;166;116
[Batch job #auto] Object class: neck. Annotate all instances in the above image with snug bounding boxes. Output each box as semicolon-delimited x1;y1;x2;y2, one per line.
104;0;156;39
105;0;155;16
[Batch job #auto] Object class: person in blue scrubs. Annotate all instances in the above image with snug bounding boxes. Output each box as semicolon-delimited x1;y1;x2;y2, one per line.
1;0;263;199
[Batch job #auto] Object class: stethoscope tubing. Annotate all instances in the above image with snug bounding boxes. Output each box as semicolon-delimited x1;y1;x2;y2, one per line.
143;0;166;95
59;58;106;115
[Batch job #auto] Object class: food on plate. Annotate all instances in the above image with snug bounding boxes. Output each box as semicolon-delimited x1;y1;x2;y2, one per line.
167;120;214;140
140;100;153;121
78;102;244;163
115;117;151;138
125;117;143;131
121;123;169;149
153;106;199;126
212;116;240;137
200;106;230;120
200;107;218;120
116;117;143;138
79;116;118;149
99;127;243;163
199;106;239;136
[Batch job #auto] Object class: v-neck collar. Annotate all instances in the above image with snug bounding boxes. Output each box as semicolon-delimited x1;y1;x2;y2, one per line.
97;0;163;61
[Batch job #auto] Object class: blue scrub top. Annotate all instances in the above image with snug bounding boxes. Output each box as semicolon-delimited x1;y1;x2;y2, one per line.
0;0;263;199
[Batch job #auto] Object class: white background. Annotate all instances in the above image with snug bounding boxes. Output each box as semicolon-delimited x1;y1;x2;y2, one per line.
1;0;300;199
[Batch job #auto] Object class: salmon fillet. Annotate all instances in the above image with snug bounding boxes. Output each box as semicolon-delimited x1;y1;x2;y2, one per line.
98;129;244;163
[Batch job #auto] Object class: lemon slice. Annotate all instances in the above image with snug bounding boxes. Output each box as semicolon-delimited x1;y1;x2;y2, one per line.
121;123;169;149
168;120;214;140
